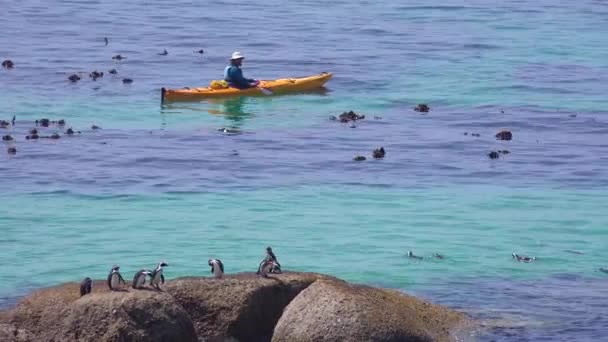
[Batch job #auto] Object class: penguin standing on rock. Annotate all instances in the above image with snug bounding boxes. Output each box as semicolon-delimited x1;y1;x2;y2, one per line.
132;270;152;289
264;247;281;273
257;260;280;278
208;259;224;279
80;277;92;296
107;265;126;291
150;262;168;290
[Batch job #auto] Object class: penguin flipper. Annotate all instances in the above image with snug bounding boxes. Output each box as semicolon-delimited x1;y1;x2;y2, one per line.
161;274;165;284
219;261;224;273
107;273;113;290
119;273;126;284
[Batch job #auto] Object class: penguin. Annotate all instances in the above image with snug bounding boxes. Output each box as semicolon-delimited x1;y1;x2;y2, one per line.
433;253;445;260
600;268;608;274
122;78;133;84
264;247;281;273
80;277;92;296
257;260;279;278
149;262;168;290
158;49;168;56
512;253;536;263
104;37;109;46
107;265;126;290
108;69;118;75
208;259;224;279
195;49;204;54
132;269;152;289
407;251;423;260
112;54;126;60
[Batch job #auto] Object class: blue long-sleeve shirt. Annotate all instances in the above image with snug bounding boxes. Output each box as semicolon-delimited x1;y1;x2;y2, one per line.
224;65;254;89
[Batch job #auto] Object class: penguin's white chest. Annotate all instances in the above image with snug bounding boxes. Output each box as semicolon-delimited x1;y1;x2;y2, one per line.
152;271;162;285
135;275;146;287
111;273;120;288
213;266;223;278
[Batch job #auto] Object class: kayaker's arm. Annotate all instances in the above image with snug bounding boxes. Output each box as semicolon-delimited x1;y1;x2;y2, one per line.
226;66;254;89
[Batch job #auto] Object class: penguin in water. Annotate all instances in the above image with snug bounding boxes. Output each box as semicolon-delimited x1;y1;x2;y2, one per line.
208;259;224;279
407;251;423;260
150;262;168;290
263;247;282;273
512;253;536;263
257;259;280;278
132;269;152;289
80;277;92;296
107;265;126;290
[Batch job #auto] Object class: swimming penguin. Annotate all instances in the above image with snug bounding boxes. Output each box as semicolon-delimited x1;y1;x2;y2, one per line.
132;269;152;289
195;49;204;54
80;277;92;296
107;265;126;290
600;268;608;274
112;54;126;60
512;253;536;263
433;253;445;260
208;259;224;279
158;49;168;56
407;251;423;260
122;78;133;84
108;69;117;75
257;259;279;278
149;262;168;290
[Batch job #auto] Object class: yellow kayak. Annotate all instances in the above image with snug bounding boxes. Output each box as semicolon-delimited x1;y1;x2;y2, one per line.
162;72;332;102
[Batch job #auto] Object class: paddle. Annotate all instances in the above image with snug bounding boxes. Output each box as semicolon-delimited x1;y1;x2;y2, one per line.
258;87;273;95
253;80;272;95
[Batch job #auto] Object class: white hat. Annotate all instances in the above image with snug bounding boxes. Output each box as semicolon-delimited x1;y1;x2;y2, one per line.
230;51;245;60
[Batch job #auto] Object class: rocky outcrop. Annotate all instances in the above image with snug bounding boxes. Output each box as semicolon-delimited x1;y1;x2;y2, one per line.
1;280;196;342
0;273;469;342
272;279;467;342
165;272;331;341
0;323;33;342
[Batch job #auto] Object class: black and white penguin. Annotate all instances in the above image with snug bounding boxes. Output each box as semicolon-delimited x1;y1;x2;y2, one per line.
512;253;536;263
208;259;224;279
107;265;126;290
132;269;152;289
407;251;423;260
600;268;608;274
80;277;92;296
264;247;282;273
257;260;279;278
150;262;168;290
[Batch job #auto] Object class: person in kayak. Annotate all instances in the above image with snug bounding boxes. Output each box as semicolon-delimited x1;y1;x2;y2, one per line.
224;52;259;89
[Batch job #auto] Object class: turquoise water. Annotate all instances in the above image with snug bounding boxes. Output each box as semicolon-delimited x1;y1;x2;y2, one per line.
2;0;608;340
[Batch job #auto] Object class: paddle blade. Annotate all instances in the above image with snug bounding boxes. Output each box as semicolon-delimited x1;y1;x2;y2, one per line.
259;87;273;96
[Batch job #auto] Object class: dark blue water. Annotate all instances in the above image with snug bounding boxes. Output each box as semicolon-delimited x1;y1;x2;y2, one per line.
2;1;608;340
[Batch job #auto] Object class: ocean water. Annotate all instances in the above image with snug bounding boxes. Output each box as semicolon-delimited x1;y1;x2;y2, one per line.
2;0;608;340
